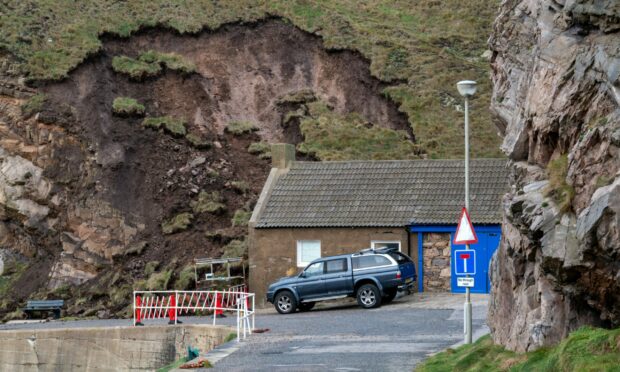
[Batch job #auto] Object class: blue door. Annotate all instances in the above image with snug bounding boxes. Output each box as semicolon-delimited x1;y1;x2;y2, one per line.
450;229;501;293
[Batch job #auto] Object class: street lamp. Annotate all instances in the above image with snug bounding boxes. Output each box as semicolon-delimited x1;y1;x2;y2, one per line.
457;80;476;345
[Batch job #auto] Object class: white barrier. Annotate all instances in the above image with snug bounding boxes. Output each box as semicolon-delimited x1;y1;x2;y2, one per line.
133;286;255;342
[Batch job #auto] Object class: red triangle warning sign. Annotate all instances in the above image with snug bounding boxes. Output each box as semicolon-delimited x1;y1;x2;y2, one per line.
453;207;478;245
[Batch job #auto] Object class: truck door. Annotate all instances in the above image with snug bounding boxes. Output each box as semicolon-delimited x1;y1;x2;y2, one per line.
296;261;326;300
323;258;352;295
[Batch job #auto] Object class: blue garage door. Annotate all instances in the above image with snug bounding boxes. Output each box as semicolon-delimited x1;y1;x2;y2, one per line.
450;230;500;293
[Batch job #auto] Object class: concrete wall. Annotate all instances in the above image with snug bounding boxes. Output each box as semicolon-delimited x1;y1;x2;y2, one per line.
0;324;233;372
422;233;451;291
249;226;416;307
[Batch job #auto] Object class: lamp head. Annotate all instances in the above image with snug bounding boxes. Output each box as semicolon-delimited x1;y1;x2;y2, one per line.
457;80;477;97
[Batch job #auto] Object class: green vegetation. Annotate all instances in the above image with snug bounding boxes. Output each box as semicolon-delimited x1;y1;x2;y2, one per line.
191;191;226;214
144;261;160;276
146;269;173;290
0;261;27;298
143;116;187;137
230;180;250;194
248;142;272;159
276;89;316;105
224;332;238;343
186;133;211;149
222;239;247;258
545;155;575;212
112;50;195;80
231;209;251;227
175;266;196;290
20;93;46;117
112;96;145;116
112;56;161;80
417;327;620;372
298;102;420;160
161;212;193;234
226;120;258;135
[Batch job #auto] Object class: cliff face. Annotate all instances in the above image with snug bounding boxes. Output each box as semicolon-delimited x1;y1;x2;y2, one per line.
488;0;620;352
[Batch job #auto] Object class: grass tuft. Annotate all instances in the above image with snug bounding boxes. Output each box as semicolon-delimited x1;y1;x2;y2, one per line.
417;327;620;372
225;121;258;135
112;51;195;80
248;142;272;159
231;209;251;227
545;155;574;212
186;133;211;149
112;97;145;116
21;93;47;118
143;116;187;137
161;212;193;234
191;191;226;214
222;239;247;258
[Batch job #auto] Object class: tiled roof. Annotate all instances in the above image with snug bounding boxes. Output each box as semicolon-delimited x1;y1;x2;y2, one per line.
255;159;508;228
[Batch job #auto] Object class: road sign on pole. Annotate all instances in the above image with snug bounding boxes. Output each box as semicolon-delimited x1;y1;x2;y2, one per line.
454;249;476;275
453;207;478;245
457;277;474;288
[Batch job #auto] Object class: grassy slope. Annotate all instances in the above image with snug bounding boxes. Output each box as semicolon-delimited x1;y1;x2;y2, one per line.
0;0;502;158
417;328;620;372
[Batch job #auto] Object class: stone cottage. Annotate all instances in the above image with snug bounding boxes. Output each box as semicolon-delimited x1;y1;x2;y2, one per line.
249;144;508;306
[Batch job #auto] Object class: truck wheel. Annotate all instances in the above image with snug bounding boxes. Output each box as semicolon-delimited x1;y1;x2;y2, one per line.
383;288;398;304
274;290;297;314
357;284;382;309
298;302;315;312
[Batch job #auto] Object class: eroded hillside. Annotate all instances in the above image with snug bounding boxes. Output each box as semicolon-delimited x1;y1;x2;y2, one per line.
0;20;419;318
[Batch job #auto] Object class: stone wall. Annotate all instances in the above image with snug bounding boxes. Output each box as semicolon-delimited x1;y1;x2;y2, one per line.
0;324;233;372
422;233;451;291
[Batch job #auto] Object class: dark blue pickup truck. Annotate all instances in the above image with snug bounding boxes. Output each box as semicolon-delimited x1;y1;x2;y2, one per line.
266;248;416;314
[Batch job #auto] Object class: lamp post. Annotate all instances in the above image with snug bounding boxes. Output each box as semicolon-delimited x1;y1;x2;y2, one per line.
457;80;476;344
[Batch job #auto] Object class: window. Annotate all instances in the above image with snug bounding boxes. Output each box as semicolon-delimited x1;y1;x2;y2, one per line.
297;240;321;267
304;261;324;277
371;241;401;252
325;258;347;273
352;255;392;270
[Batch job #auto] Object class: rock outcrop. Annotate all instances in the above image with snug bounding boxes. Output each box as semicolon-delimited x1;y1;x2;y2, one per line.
488;0;620;352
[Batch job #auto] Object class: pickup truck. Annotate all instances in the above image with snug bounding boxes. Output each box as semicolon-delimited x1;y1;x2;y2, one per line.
266;248;417;314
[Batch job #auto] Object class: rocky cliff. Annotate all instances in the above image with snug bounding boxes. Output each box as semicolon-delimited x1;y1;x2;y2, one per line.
488;0;620;352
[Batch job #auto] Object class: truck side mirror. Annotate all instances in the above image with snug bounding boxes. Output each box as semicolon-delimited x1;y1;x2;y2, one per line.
299;272;306;278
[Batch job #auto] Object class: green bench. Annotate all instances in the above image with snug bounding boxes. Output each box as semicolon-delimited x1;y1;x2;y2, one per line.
23;300;64;319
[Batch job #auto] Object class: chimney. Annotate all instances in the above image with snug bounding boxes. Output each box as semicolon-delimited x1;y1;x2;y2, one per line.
271;143;295;169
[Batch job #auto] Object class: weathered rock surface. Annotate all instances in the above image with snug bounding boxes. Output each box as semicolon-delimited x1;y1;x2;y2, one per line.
488;0;620;352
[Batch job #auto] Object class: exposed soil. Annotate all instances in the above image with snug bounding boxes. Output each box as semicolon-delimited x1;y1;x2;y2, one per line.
2;19;413;316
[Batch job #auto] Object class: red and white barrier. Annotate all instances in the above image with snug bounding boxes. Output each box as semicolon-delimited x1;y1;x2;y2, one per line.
133;286;255;341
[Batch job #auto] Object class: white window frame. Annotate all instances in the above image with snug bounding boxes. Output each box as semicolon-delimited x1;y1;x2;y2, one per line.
297;240;321;267
370;240;402;252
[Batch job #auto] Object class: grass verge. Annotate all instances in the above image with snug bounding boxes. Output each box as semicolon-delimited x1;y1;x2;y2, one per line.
416;327;620;372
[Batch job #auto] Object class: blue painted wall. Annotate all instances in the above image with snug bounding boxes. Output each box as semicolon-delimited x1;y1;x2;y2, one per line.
410;224;501;294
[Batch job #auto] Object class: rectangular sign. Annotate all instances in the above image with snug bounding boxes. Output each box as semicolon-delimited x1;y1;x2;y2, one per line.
457;277;475;288
454;249;476;275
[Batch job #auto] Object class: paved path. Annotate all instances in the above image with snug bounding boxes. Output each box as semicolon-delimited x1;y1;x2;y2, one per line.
0;293;489;371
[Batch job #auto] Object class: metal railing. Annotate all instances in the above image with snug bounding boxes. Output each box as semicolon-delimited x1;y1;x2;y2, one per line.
133;286;255;342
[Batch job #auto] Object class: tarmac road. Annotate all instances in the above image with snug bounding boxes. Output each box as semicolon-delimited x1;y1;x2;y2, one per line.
211;293;489;372
0;293;489;371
